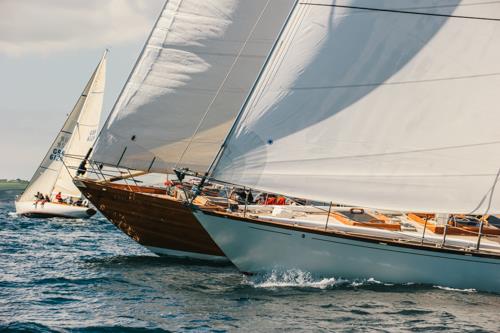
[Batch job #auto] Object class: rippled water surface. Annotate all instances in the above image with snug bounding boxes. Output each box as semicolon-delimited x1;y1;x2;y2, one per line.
1;197;500;332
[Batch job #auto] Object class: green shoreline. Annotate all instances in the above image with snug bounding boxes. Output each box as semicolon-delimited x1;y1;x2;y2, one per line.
0;179;29;191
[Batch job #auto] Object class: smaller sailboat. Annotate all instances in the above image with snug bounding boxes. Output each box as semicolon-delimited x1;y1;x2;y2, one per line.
16;51;107;218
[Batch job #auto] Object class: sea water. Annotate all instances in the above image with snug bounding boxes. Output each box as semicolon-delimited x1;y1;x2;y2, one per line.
1;197;500;332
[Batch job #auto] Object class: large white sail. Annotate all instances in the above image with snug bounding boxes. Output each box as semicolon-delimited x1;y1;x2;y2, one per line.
19;52;107;202
91;0;296;173
213;0;500;214
52;51;107;197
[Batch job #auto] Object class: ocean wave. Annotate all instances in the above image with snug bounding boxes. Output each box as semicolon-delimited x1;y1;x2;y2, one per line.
243;269;395;290
32;276;112;286
7;211;18;218
246;270;342;289
433;285;477;293
244;270;480;293
70;327;171;332
0;322;59;333
0;322;172;333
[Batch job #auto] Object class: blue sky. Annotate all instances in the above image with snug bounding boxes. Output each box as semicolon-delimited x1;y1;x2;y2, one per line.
0;0;164;179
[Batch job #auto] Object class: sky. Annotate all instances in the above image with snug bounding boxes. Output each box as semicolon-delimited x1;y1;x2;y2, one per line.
0;0;165;180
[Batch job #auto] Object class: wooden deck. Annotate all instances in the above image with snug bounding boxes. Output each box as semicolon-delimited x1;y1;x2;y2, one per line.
408;213;500;236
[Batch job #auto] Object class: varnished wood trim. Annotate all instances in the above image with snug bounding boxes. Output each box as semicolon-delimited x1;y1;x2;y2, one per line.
79;180;225;257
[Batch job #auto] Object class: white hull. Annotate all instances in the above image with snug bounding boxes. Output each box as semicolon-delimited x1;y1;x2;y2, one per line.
194;210;500;293
15;201;96;219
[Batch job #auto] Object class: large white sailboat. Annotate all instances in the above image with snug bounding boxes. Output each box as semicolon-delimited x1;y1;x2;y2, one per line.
193;0;500;292
16;51;107;219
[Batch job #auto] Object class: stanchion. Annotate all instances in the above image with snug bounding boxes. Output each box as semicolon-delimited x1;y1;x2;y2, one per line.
325;202;332;231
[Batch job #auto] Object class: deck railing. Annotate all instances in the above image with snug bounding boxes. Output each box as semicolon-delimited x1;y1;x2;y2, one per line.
62;153;500;256
61;154;148;193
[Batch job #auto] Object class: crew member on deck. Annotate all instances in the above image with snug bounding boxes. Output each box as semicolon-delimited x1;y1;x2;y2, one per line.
265;194;277;205
76;160;87;176
164;179;175;196
34;192;44;208
276;196;286;205
255;193;266;205
55;192;63;203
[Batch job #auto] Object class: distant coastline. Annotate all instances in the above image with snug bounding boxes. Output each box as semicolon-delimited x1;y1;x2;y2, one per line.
0;179;29;191
0;179;28;202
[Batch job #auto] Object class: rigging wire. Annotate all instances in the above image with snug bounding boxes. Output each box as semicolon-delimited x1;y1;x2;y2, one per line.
174;0;274;170
86;1;170;170
204;0;304;179
207;0;311;179
301;3;500;21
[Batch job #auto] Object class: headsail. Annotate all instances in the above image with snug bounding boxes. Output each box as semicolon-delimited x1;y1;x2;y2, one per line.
19;52;107;202
212;0;500;214
90;0;296;173
52;51;107;197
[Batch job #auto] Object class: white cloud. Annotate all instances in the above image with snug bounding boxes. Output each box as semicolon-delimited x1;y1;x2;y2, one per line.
0;0;165;57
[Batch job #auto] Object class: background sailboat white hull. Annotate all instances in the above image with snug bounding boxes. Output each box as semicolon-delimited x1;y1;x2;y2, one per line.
15;201;96;219
16;51;106;220
194;210;500;293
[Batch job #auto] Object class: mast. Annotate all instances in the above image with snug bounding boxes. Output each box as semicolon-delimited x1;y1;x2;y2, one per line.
206;0;301;179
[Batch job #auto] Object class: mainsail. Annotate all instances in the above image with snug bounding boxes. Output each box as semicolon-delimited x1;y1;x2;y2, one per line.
212;0;500;214
90;0;296;173
19;52;107;201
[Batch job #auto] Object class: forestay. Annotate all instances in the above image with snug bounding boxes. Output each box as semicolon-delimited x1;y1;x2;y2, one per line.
19;52;107;202
212;0;500;214
91;0;296;173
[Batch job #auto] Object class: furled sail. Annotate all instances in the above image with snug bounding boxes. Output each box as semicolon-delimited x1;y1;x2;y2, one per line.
19;52;107;202
212;0;500;214
90;0;296;173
